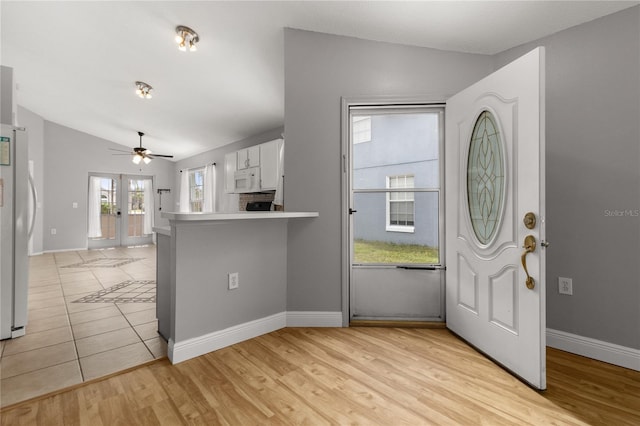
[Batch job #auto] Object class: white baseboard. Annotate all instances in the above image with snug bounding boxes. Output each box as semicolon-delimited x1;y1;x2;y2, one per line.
169;312;287;364
168;311;344;364
547;328;640;372
43;247;87;254
286;311;343;327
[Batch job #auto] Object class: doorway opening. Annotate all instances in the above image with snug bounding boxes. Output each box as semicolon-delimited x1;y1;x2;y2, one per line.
88;173;154;249
343;103;446;324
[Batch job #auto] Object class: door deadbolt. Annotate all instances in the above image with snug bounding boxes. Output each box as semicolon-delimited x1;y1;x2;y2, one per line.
523;212;536;229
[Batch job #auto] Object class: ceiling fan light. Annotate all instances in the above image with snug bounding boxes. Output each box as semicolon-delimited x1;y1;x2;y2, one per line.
143;156;152;164
132;154;142;164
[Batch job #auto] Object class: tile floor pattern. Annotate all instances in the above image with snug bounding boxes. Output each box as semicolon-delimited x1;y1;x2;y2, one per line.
0;245;166;408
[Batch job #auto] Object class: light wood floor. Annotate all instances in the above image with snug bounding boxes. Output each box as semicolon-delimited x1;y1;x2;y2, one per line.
2;327;639;425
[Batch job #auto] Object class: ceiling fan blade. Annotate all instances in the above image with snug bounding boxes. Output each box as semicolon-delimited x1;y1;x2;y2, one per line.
152;154;174;158
111;154;133;156
109;147;133;153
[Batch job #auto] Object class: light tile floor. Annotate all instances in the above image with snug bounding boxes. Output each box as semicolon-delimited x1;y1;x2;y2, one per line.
0;245;166;408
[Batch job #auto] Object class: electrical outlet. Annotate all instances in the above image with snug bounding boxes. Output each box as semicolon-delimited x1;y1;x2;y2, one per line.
228;272;239;290
558;277;573;295
50;228;57;235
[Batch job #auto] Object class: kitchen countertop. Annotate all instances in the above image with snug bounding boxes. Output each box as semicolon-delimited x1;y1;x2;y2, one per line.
160;211;319;221
153;226;171;236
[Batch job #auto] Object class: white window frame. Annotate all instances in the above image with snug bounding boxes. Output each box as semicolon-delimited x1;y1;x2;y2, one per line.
189;167;205;212
352;116;371;144
386;174;415;233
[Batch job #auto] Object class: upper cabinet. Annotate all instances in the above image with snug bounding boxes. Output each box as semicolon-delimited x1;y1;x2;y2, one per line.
224;138;284;193
237;145;260;170
224;152;237;194
260;139;282;191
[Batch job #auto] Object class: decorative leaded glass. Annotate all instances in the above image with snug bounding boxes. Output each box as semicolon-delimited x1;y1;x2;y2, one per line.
467;111;504;245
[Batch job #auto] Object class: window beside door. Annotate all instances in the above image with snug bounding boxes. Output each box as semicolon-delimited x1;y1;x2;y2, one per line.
189;168;204;212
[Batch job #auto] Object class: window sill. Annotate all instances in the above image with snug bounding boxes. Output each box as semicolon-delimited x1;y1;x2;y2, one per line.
385;225;415;233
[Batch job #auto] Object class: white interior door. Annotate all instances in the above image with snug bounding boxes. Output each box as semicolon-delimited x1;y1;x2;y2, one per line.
445;47;546;389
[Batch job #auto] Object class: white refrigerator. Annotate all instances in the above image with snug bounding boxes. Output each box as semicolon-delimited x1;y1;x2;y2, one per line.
0;124;34;339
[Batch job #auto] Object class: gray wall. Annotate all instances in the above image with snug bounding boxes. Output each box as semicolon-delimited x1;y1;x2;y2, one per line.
284;29;494;312
494;7;640;350
171;219;287;343
42;121;174;251
174;126;283;213
0;66;15;125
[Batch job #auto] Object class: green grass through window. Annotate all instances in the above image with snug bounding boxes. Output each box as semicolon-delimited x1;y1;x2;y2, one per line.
353;239;439;265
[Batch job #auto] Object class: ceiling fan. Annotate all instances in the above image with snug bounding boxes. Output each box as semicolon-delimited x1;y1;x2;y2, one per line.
110;131;174;164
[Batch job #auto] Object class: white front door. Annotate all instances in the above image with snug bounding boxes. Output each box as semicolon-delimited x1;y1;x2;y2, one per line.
445;47;547;389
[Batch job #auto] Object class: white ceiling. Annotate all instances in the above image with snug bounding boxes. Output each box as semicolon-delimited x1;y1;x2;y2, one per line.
1;1;637;161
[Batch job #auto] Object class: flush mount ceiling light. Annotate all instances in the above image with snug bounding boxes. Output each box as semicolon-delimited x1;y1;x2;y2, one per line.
175;25;199;52
135;81;153;99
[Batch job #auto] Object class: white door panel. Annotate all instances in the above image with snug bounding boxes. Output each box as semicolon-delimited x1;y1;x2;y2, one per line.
445;47;546;389
352;268;443;320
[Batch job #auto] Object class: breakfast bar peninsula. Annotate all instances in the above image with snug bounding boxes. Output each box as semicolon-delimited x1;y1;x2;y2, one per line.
154;211;318;363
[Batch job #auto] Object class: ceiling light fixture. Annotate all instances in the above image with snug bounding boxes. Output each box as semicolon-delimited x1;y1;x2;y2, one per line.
135;81;153;99
175;25;199;52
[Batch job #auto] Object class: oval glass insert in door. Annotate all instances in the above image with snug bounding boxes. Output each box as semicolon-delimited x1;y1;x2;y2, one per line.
467;110;505;246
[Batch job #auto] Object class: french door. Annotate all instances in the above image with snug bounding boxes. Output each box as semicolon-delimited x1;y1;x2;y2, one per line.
348;106;445;322
87;173;154;249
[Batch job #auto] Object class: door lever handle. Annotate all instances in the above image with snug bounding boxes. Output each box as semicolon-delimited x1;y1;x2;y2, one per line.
521;235;536;289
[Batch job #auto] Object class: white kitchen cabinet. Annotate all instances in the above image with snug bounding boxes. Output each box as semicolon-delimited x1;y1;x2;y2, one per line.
236;145;260;170
260;139;283;191
224;151;237;193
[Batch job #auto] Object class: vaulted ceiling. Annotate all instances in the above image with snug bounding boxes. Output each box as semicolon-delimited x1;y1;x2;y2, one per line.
1;1;636;160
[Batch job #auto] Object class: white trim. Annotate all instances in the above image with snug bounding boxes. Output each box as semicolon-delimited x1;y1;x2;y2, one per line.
169;312;286;364
341;98;447;327
43;247;88;253
167;311;346;364
286;311;343;327
547;328;640;372
386;225;415;233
